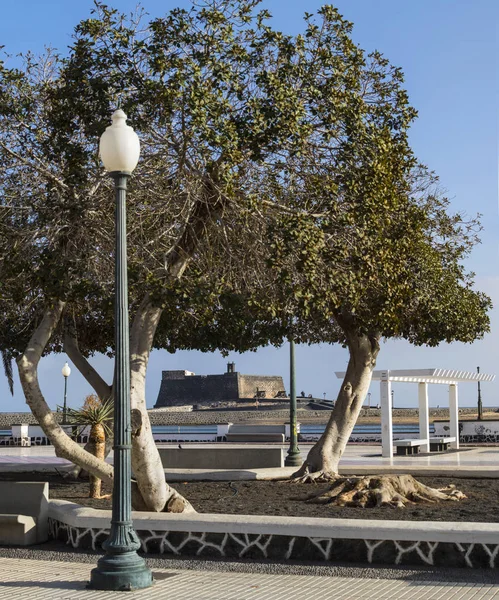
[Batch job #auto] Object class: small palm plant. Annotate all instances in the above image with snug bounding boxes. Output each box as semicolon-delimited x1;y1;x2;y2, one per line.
65;395;113;499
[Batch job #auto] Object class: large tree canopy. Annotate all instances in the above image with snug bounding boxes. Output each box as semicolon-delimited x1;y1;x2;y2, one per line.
0;0;491;511
0;0;489;356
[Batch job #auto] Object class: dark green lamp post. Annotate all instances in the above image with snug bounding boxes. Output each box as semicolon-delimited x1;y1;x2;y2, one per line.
477;366;483;421
89;110;153;591
61;362;71;425
285;340;302;467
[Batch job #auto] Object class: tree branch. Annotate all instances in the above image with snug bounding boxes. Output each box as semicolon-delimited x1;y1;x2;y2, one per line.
63;328;113;401
0;140;70;192
17;301;114;483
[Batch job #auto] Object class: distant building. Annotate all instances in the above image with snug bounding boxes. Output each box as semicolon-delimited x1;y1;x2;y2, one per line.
154;362;287;408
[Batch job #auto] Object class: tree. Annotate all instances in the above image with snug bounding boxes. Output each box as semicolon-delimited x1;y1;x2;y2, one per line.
140;5;491;506
0;0;490;512
0;0;349;511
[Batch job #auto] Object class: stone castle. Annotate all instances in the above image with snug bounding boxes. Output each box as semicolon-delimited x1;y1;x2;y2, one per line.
154;362;287;408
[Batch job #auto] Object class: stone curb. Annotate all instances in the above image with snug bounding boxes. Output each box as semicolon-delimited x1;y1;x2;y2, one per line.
161;465;499;481
48;499;499;545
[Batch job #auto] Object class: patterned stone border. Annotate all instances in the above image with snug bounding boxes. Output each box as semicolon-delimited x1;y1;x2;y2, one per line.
48;501;499;569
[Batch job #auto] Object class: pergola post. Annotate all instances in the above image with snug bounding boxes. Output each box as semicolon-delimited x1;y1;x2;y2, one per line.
449;384;459;449
418;382;430;452
380;370;392;458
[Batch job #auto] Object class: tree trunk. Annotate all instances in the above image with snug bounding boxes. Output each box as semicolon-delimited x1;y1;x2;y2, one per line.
64;329;113;400
124;186;225;511
17;302;151;509
129;295;195;513
294;330;380;481
65;436;114;481
88;423;106;498
17;302;114;485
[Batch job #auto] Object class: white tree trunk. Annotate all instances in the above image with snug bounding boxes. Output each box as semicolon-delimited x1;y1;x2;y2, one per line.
130;295;195;513
17;302;114;484
295;331;380;479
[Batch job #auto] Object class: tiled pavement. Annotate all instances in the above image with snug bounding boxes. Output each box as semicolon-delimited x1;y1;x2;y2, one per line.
0;558;498;600
2;445;499;481
2;444;499;468
2;445;499;598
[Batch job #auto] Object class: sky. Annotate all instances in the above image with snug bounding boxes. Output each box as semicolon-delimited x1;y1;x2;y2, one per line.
0;0;498;412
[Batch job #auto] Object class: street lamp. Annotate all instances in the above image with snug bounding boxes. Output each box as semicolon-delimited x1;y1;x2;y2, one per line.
285;340;302;467
477;366;483;420
89;110;153;591
61;362;71;425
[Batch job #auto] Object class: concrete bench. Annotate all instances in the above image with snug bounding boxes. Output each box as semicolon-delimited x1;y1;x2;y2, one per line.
429;437;456;452
0;481;49;545
0;514;37;546
226;433;285;443
158;447;283;469
393;439;428;456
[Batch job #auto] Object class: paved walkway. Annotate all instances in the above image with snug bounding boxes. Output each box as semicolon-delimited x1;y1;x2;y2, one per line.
1;444;498;478
0;557;498;600
1;446;499;597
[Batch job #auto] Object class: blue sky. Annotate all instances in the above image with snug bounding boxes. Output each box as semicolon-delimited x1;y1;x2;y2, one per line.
0;1;497;412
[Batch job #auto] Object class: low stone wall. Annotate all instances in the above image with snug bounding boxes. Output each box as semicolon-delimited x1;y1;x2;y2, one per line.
158;447;283;469
0;406;491;428
435;420;499;444
0;413;39;427
48;500;499;569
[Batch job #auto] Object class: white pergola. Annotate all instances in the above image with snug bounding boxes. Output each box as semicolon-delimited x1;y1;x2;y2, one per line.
335;368;495;457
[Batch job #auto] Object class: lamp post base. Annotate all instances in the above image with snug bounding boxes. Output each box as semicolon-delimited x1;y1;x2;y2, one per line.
284;451;302;467
89;550;153;591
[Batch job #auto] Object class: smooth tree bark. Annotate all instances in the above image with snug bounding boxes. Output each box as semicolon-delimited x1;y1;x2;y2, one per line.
17;301;114;485
294;330;380;481
17;299;194;512
20;184;222;511
129;295;195;513
293;326;466;507
125;185;226;512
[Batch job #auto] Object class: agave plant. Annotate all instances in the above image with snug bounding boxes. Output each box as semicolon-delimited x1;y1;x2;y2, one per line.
65;395;113;498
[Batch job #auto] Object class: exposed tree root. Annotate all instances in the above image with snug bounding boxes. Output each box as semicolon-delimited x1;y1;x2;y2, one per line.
291;465;336;484
165;490;196;513
92;493;112;500
300;474;466;508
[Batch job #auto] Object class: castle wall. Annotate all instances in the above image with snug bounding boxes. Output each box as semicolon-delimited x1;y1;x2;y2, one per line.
237;374;286;399
155;373;239;407
154;368;286;407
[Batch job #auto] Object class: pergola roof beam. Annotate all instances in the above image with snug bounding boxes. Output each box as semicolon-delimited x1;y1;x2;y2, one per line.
335;368;495;384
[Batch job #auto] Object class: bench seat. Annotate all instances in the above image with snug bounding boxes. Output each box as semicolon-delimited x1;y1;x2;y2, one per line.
393;439;428;456
0;481;48;545
226;433;285;443
429;436;456;452
0;514;37;546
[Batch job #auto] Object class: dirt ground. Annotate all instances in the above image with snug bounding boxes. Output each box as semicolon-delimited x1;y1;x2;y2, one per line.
1;471;496;522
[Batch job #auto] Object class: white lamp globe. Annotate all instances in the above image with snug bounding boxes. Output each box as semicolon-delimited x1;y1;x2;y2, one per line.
99;109;140;173
62;362;71;378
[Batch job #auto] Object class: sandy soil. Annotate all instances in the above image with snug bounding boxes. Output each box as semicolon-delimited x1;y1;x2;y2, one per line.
1;471;495;522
